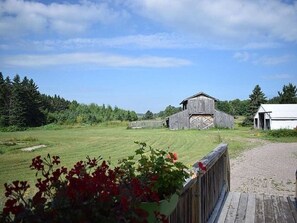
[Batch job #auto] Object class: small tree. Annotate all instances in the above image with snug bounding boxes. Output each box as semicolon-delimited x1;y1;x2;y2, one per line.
143;110;154;120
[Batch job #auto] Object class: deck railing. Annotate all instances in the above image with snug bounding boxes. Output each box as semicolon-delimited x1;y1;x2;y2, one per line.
169;144;230;223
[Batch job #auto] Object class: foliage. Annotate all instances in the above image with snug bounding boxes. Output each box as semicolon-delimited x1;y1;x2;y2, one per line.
278;83;297;104
266;128;297;138
242;85;267;126
0;73;10;127
216;99;249;116
48;103;138;125
157;105;182;118
0;74;45;128
118;142;190;201
0;73;138;129
143;110;154;120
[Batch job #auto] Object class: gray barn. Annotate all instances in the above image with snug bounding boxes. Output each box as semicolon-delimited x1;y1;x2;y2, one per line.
167;92;234;130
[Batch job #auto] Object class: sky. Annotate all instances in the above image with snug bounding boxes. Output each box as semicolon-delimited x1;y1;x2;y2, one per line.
0;0;297;113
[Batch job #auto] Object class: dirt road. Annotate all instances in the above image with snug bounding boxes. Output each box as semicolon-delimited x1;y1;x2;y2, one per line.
230;142;297;196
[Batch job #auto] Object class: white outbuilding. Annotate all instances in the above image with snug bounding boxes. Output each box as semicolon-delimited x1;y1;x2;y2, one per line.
254;104;297;130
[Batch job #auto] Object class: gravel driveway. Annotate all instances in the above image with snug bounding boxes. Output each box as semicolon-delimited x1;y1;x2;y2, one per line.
230;142;297;196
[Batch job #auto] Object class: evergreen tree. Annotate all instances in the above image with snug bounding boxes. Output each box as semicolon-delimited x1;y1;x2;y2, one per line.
243;85;267;126
9;75;27;127
22;77;45;126
248;85;267;115
268;96;280;104
278;83;297;104
0;73;11;126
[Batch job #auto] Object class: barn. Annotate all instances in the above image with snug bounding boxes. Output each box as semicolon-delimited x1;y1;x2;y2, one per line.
254;104;297;130
167;92;234;130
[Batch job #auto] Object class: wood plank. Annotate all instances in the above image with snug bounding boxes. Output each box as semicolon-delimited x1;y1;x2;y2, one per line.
271;195;284;223
244;193;255;223
287;196;297;222
263;194;275;223
217;192;233;223
208;185;228;223
225;192;241;223
255;194;265;223
277;196;295;223
235;193;248;223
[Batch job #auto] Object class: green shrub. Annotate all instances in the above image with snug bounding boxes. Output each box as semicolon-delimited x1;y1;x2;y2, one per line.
266;129;297;138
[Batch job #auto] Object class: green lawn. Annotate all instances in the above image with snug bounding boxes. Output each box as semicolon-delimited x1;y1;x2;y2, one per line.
0;124;268;207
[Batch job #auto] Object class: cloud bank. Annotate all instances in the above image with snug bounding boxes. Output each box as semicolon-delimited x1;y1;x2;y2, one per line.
1;0;297;45
0;0;127;38
128;0;297;43
1;53;191;68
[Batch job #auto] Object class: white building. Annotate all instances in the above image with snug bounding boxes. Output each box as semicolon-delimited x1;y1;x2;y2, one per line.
254;104;297;130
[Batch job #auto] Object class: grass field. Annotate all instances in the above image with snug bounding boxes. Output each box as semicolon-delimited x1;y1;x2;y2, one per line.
0;122;293;208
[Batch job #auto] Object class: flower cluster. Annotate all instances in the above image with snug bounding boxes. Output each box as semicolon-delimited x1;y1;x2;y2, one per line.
0;143;190;223
118;142;190;201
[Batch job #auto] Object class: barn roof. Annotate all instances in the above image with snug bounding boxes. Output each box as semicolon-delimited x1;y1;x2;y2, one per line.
180;92;218;104
256;104;297;119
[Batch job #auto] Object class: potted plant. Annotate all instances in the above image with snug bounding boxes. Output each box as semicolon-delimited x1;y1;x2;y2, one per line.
118;142;190;222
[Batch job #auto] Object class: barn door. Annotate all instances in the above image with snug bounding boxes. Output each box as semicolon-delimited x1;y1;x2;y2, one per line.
190;115;214;129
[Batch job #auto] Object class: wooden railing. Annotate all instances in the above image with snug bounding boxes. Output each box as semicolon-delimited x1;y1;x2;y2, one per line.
169;144;230;223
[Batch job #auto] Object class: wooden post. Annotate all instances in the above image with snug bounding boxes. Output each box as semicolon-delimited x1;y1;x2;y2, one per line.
295;169;297;200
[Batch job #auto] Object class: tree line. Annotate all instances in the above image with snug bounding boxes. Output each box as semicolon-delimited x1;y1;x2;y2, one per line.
1;72;296;128
214;83;297;125
0;73;138;129
146;83;297;126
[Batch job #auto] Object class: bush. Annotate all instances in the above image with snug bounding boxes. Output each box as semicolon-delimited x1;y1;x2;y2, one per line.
266;128;297;138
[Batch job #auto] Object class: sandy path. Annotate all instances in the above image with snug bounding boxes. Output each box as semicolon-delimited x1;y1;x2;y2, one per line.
230;142;297;196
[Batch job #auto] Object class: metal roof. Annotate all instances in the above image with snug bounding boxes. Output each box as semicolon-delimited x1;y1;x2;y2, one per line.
180;92;218;104
256;104;297;119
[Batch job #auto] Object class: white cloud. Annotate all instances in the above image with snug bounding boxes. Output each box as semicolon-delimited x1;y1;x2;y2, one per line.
128;0;297;43
255;55;294;65
0;53;191;68
233;52;295;65
30;34;194;50
0;0;127;37
263;74;293;79
233;52;250;62
0;33;208;52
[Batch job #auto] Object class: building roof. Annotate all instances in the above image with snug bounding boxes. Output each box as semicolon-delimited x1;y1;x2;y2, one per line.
180;92;218;104
256;104;297;119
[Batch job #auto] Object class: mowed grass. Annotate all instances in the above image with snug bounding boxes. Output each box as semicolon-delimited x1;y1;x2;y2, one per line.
0;124;260;207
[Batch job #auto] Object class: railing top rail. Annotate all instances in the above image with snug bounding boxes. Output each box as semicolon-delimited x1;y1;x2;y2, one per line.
181;143;228;194
192;143;228;174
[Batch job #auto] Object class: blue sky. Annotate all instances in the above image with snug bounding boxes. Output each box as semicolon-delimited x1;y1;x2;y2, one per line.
1;0;297;113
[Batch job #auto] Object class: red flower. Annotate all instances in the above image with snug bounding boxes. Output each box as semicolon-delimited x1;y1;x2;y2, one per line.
36;178;49;192
131;178;143;197
167;152;178;163
30;156;44;171
52;156;60;165
86;156;98;168
120;196;129;212
32;192;47;206
198;162;207;172
3;198;25;215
